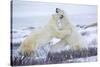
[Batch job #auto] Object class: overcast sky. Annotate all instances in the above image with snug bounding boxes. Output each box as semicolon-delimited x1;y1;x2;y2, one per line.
12;0;97;29
13;0;97;18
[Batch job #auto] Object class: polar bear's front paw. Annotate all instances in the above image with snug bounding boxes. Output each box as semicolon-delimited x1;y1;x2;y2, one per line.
18;49;34;57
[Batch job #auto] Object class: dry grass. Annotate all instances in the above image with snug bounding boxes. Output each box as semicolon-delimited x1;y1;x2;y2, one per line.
11;47;97;66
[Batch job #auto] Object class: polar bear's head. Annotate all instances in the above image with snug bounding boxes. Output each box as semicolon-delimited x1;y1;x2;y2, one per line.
55;8;65;19
52;8;66;30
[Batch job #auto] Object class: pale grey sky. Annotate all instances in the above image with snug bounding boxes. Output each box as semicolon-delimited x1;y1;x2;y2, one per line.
13;0;97;18
12;0;97;29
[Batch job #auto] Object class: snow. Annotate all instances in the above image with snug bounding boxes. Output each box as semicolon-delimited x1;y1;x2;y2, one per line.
11;25;97;60
67;56;97;62
12;28;33;44
50;38;61;45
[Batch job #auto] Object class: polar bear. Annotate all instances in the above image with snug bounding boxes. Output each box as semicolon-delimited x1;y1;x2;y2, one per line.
50;8;87;52
18;8;69;56
18;8;87;57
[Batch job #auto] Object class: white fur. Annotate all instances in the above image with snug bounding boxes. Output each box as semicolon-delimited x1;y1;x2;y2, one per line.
18;8;87;57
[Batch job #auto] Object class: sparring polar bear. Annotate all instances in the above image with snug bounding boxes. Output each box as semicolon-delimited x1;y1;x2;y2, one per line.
18;8;69;56
50;8;87;52
18;8;86;57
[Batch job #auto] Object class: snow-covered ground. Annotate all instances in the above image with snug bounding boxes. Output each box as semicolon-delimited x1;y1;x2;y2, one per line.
11;23;97;63
65;56;97;63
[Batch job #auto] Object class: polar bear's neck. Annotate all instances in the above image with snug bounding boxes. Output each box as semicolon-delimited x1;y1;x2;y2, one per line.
57;19;63;30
